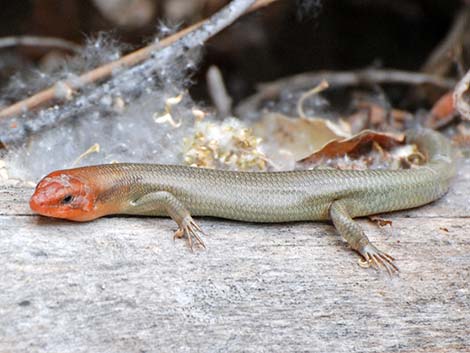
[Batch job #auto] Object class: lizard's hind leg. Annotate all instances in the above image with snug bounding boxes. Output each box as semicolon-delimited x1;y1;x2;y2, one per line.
329;200;399;275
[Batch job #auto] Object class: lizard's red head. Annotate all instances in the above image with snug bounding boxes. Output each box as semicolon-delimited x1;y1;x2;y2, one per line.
30;170;98;221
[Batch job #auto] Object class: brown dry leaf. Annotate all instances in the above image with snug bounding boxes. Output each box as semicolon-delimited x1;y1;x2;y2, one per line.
350;100;413;132
425;91;456;129
253;113;350;162
430;91;454;118
357;101;389;126
299;129;404;164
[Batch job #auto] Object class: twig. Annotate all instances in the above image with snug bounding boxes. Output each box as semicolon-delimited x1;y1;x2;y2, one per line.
0;35;81;53
236;69;457;117
421;7;470;76
296;80;329;119
0;0;277;120
207;65;232;117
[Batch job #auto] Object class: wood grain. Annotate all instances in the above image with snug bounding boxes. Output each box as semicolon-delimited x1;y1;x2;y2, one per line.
0;163;469;353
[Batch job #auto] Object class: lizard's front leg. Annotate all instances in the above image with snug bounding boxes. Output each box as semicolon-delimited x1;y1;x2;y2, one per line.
131;191;206;251
329;199;399;274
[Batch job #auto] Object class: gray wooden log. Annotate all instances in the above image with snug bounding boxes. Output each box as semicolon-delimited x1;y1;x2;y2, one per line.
0;164;469;353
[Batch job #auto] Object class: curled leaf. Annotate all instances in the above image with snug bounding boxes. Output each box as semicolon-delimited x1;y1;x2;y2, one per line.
299;130;404;164
426;91;456;128
253;113;350;163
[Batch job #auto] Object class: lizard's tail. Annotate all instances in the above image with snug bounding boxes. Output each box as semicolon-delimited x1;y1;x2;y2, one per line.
405;127;457;183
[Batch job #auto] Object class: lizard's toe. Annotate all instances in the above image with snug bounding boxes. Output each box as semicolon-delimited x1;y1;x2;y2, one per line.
358;243;399;275
176;216;207;251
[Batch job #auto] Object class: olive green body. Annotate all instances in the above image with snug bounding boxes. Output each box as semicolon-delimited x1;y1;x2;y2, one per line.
81;128;455;222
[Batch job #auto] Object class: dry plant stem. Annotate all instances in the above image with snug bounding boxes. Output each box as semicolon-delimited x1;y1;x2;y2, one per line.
0;35;81;53
0;0;277;120
296;80;329;119
421;7;470;76
236;69;456;117
207;65;232;117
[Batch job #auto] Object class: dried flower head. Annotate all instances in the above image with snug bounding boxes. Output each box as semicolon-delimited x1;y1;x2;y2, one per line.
183;118;267;171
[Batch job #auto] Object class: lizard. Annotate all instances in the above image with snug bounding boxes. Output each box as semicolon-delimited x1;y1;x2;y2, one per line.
29;128;456;274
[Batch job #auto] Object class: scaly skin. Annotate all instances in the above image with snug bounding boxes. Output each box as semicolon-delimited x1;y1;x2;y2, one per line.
29;128;456;274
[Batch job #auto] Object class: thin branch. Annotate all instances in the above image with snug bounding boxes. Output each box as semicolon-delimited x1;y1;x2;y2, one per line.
207;65;232;117
421;7;470;76
296;80;328;119
236;69;457;117
0;0;277;120
0;35;81;53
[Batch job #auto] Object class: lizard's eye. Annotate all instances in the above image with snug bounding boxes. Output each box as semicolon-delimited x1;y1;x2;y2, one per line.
61;195;74;204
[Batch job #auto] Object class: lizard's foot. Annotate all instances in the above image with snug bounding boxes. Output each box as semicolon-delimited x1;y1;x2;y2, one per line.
358;243;399;275
174;216;207;251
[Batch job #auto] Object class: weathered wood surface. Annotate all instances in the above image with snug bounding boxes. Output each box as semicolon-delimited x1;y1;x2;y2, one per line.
1;163;469;353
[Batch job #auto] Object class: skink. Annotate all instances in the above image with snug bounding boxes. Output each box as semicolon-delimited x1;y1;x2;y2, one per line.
29;128;456;274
